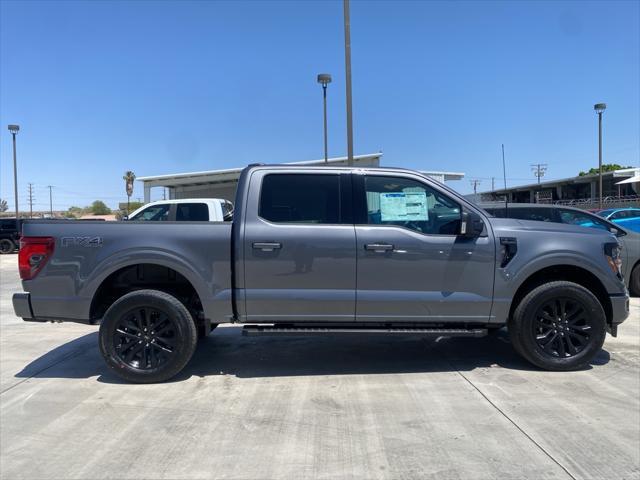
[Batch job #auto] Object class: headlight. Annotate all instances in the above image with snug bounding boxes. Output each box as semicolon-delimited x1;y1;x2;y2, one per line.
604;242;623;278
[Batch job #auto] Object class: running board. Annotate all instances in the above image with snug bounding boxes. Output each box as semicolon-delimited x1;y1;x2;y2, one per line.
242;325;487;337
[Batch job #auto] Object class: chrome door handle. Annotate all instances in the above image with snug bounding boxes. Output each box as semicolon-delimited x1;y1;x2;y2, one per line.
253;242;282;251
364;243;394;252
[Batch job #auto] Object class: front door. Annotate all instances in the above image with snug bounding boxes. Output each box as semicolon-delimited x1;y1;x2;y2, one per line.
354;173;495;323
242;171;356;322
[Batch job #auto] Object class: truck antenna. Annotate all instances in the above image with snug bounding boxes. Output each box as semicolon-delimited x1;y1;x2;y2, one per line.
502;144;508;214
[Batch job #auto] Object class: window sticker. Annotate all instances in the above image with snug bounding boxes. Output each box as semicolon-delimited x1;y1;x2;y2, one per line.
380;191;428;221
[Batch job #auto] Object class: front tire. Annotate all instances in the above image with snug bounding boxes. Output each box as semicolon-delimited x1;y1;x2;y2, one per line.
99;289;198;383
0;238;15;254
509;281;606;371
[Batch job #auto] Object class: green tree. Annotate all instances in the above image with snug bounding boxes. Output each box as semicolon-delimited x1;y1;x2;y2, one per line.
66;206;85;218
90;200;112;215
579;164;632;176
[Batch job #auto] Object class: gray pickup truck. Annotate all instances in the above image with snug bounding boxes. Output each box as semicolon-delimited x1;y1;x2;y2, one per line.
13;165;629;382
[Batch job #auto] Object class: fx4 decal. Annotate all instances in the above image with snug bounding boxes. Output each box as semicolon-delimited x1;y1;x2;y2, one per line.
61;236;103;248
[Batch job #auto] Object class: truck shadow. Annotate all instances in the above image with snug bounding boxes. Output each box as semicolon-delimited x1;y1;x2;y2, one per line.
14;326;611;384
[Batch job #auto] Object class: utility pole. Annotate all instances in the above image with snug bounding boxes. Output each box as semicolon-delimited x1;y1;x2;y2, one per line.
47;186;54;216
343;0;354;166
531;163;548;184
470;179;482;201
491;177;495;190
27;183;35;218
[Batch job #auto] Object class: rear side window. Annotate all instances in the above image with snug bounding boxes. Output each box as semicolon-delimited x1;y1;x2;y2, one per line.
176;203;209;221
221;201;234;221
259;174;340;224
0;220;17;231
130;204;170;221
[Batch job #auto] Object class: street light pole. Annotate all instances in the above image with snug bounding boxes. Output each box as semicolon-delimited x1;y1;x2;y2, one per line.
317;74;332;164
7;125;20;219
343;0;354;166
594;103;607;209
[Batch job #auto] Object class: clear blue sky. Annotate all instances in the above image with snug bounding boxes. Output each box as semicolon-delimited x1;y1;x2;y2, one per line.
1;0;638;210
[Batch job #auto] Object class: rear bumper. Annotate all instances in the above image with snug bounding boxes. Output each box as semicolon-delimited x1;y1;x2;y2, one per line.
12;293;34;319
12;292;91;324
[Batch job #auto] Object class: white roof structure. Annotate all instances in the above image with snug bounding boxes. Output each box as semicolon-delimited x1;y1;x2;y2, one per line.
138;153;465;202
138;153;383;188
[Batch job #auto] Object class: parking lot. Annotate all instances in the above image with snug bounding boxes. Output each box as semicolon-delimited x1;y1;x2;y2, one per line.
0;254;638;480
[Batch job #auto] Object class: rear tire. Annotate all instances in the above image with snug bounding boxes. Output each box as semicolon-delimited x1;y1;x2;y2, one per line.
99;289;198;383
509;281;606;371
0;238;15;254
630;264;640;297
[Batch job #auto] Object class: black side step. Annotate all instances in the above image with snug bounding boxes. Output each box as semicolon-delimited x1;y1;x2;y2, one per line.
242;326;487;337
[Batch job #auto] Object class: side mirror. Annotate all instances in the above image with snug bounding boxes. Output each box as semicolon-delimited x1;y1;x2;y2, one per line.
460;211;484;238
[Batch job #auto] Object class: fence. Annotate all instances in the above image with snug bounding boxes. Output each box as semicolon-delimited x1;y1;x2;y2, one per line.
543;195;640;210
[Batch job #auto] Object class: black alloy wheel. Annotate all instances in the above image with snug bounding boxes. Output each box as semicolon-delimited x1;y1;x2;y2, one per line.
113;307;178;370
533;297;591;358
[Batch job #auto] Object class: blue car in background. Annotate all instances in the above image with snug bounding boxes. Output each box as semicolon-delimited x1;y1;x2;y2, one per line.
596;208;640;233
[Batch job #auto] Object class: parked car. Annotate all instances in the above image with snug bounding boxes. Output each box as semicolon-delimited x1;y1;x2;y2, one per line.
481;203;640;296
13;165;629;382
595;208;640;233
126;199;233;222
0;218;23;254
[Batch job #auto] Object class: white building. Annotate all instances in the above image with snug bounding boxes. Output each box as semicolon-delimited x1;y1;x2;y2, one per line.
137;153;465;203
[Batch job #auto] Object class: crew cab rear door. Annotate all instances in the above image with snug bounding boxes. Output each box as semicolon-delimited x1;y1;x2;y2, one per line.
241;170;356;322
353;172;495;323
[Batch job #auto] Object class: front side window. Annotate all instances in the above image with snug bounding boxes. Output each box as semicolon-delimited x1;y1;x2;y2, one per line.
130;204;170;221
259;174;340;224
364;176;460;235
176;203;209;221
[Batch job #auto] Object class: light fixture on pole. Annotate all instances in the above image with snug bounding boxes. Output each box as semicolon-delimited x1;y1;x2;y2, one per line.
7;124;20;219
594;103;606;209
317;73;332;164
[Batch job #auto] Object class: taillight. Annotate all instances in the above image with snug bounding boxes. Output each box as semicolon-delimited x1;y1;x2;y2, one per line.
19;237;55;280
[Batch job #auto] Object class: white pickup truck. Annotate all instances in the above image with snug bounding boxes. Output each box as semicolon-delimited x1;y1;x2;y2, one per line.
126;199;233;222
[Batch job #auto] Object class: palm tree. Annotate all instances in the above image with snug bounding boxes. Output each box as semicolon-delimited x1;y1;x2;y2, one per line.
123;171;136;215
0;199;8;213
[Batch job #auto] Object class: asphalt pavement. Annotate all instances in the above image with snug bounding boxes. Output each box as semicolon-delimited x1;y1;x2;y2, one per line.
1;254;638;479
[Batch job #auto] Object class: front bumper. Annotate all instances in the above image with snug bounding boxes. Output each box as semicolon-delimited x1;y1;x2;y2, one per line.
609;293;629;336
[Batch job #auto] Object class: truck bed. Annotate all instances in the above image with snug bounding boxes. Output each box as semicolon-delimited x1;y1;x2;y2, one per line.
19;220;233;324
